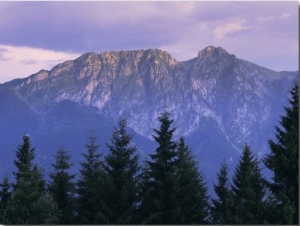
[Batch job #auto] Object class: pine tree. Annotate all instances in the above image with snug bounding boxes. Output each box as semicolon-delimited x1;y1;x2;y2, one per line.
145;110;180;224
176;137;210;224
0;175;11;223
230;143;267;224
210;161;233;224
4;134;58;224
13;134;35;182
263;83;299;224
103;118;140;224
49;147;76;224
76;132;106;224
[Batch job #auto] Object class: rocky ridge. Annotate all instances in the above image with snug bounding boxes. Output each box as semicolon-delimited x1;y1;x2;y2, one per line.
0;46;297;190
8;46;295;144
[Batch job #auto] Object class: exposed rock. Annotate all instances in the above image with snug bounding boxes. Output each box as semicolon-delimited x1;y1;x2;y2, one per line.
0;46;297;191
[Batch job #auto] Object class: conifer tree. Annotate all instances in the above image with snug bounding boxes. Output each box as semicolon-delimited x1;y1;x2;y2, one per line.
49;148;76;224
77;132;106;224
145;110;180;224
263;83;299;224
13;134;35;182
103;118;140;224
210;161;233;224
4;135;58;224
0;175;11;223
230;143;266;224
176;137;210;224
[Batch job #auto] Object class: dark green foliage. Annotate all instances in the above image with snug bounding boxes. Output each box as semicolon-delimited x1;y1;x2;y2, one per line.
210;161;233;224
0;175;11;222
49;148;76;224
3;135;58;224
103;118;140;224
0;95;298;224
5;165;58;224
13;134;35;182
5;188;57;224
230;143;267;224
139;112;210;224
176;137;210;224
76;132;107;224
137;159;154;224
144;110;180;224
264;83;299;224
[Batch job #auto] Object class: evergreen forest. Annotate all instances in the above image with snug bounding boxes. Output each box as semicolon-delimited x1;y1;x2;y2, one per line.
0;83;298;224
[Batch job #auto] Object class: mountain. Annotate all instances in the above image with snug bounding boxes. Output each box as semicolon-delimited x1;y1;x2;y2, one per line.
0;46;297;194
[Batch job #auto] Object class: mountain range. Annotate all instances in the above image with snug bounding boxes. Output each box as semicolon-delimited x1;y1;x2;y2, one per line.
0;46;297;194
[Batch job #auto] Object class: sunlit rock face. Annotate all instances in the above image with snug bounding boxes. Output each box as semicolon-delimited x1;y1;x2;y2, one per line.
0;46;297;189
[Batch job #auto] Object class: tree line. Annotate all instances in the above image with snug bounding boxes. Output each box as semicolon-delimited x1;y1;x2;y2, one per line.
0;83;298;224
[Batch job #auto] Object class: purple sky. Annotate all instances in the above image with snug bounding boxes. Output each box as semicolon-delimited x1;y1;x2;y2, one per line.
0;1;298;83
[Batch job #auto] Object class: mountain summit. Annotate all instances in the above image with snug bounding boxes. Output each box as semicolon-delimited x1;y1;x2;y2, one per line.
0;46;297;189
197;45;233;58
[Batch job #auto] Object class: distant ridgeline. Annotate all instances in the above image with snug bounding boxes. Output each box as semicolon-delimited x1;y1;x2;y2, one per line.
0;46;298;198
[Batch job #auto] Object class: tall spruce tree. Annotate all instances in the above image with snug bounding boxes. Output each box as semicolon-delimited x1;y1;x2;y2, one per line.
145;110;180;224
13;134;35;182
49;148;76;224
77;132;106;224
230;143;267;224
176;137;210;224
4;134;58;224
210;161;233;224
263;83;299;224
103;118;140;224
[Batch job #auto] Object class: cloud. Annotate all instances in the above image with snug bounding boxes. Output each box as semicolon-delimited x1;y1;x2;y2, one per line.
20;59;38;65
255;16;276;22
0;45;79;83
213;20;252;41
0;48;9;61
0;1;297;79
256;12;292;22
280;12;291;19
0;2;194;53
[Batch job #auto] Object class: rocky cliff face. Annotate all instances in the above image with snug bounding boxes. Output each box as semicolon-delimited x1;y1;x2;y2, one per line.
0;46;297;190
8;46;296;144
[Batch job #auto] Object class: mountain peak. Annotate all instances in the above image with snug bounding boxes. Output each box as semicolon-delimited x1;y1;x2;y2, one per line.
0;46;297;192
197;46;234;59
